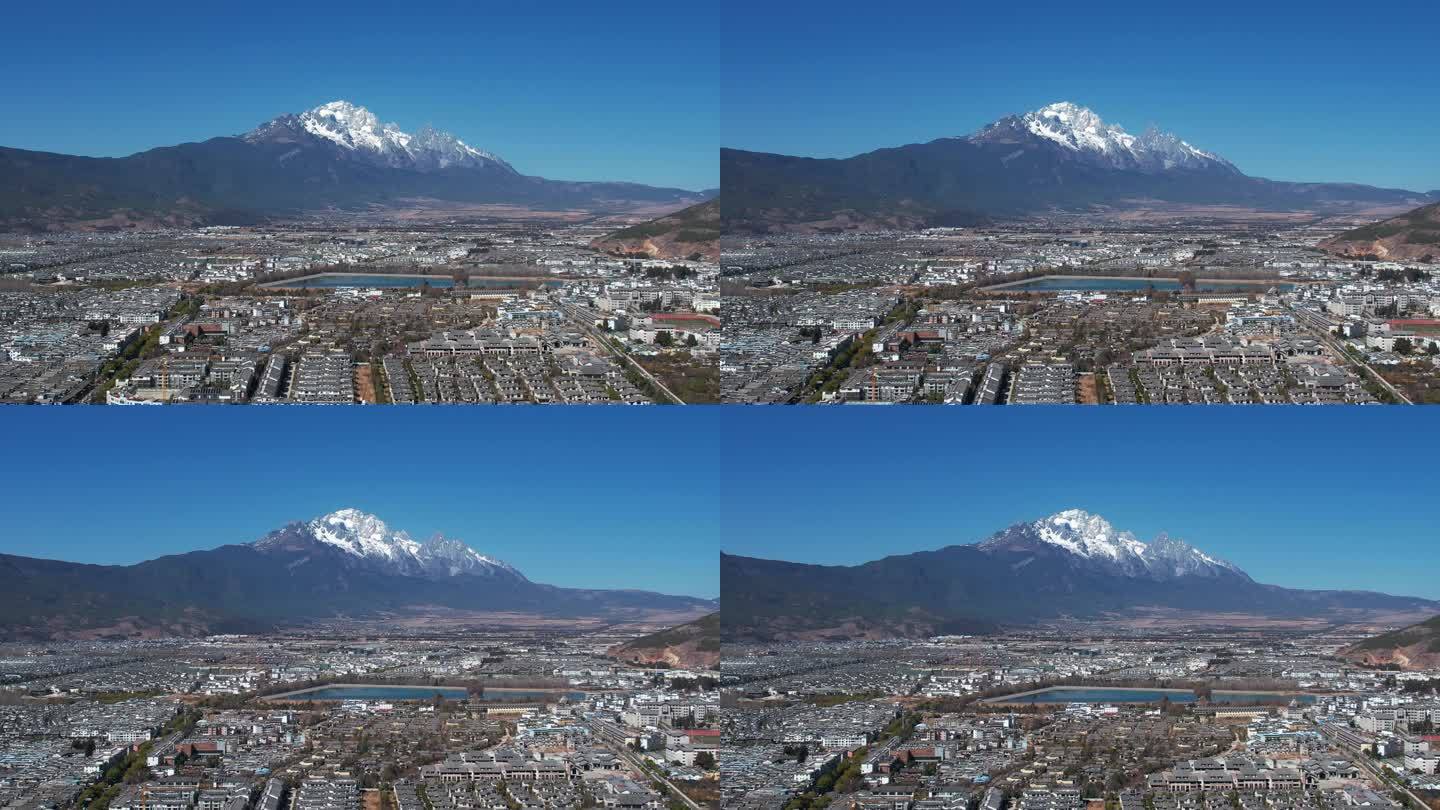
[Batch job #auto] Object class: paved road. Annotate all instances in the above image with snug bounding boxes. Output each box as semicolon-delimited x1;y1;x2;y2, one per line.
557;301;685;405
1327;334;1412;404
608;742;703;810
1288;305;1412;404
1320;723;1428;809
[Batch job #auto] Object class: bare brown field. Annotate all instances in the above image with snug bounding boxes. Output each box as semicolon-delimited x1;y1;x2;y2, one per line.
355;363;376;404
359;201;596;222
308;605;714;633
1088;606;1439;631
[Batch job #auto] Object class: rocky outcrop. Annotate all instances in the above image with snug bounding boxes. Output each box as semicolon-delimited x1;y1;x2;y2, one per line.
607;613;719;669
1341;616;1440;670
590;200;719;260
1321;203;1440;262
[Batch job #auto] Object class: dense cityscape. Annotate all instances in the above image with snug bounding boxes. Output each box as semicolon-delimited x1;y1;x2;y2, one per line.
0;223;719;405
721;632;1440;810
721;220;1439;404
7;5;1440;810
0;628;721;810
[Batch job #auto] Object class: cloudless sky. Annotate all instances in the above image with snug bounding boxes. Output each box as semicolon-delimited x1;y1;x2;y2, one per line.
722;0;1440;192
0;408;719;599
0;0;717;191
721;408;1440;601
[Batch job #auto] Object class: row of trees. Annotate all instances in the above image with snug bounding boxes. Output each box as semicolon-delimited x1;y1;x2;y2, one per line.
654;331;701;348
1392;338;1440;356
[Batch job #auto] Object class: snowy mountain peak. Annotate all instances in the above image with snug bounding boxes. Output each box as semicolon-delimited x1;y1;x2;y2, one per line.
298;101;409;157
1011;102;1135;156
306;508;419;561
1033;102;1108;133
418;533;523;579
308;101;381;129
311;100;371;119
243;101;516;174
969;102;1239;175
1029;509;1150;561
980;509;1249;581
410;125;511;171
1133;125;1233;171
1036;101;1088;117
253;509;525;581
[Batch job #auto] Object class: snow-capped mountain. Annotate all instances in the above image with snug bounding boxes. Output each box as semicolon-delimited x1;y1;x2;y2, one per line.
252;508;525;581
724;508;1440;641
969;102;1240;175
977;508;1250;581
0;99;719;229
0;508;717;639
244;100;516;174
407;125;511;172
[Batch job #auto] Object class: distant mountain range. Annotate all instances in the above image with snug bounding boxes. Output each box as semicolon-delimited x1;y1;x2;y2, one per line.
607;613;720;670
0;100;709;230
590;199;720;260
1341;615;1440;671
1321;202;1440;262
0;509;716;640
721;509;1440;640
721;102;1439;232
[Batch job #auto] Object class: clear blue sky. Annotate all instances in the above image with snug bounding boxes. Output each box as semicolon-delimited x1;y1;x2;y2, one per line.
722;0;1440;192
720;408;1440;601
0;408;719;599
0;0;717;191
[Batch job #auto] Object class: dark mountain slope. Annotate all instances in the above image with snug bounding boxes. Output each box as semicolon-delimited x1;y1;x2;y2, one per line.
590;199;720;260
607;613;720;669
721;103;1436;232
722;510;1439;640
1321;203;1440;262
0;101;706;229
1340;615;1440;670
0;509;715;640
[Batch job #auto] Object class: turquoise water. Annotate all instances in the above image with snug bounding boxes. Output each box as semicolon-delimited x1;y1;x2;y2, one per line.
990;687;1315;705
273;685;586;701
281;685;470;701
988;277;1295;293
262;274;563;290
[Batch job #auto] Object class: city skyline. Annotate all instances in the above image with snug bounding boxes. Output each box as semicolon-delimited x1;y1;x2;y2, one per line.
719;407;1440;600
0;408;720;599
721;0;1440;191
0;0;718;190
13;4;1440;808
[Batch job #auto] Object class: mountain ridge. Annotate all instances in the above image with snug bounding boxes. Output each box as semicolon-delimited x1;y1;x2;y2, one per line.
242;100;517;174
721;102;1438;232
251;508;527;581
0;509;716;640
590;199;720;260
1320;202;1440;262
1340;615;1440;671
975;509;1250;581
721;509;1439;641
0;100;707;230
968;102;1240;175
607;613;720;670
